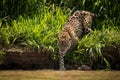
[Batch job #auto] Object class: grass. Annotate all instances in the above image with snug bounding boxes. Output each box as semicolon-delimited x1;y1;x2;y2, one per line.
0;4;70;50
66;26;120;69
0;70;120;80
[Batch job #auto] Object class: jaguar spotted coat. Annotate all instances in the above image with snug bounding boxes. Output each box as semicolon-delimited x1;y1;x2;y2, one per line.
57;10;100;70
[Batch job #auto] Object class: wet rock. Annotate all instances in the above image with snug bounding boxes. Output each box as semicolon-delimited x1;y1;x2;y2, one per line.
78;65;91;71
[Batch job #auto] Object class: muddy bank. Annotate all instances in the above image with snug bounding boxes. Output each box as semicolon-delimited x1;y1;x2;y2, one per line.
0;45;120;70
0;48;58;69
102;45;120;70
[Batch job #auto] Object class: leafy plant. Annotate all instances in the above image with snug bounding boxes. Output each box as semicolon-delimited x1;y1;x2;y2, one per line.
0;51;5;64
0;4;70;51
72;27;120;69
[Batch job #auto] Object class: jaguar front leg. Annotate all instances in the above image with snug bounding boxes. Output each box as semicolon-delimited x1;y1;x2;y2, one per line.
59;52;65;70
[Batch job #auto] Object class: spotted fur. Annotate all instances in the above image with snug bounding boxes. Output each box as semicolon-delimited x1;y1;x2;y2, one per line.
58;10;99;70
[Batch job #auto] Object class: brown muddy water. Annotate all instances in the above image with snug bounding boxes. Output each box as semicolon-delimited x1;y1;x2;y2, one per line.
0;70;120;80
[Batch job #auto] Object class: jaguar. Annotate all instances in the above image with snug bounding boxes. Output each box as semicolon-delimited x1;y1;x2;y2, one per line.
57;10;103;70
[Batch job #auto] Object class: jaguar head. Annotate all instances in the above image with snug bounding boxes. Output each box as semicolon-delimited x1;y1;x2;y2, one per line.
57;31;72;55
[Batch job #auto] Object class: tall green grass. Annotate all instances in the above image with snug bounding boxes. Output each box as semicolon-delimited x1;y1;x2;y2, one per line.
1;0;120;24
0;4;70;51
67;27;120;69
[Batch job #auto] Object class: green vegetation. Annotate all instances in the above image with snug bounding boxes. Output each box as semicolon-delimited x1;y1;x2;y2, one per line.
0;51;5;64
0;0;120;69
0;4;69;50
67;27;120;69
